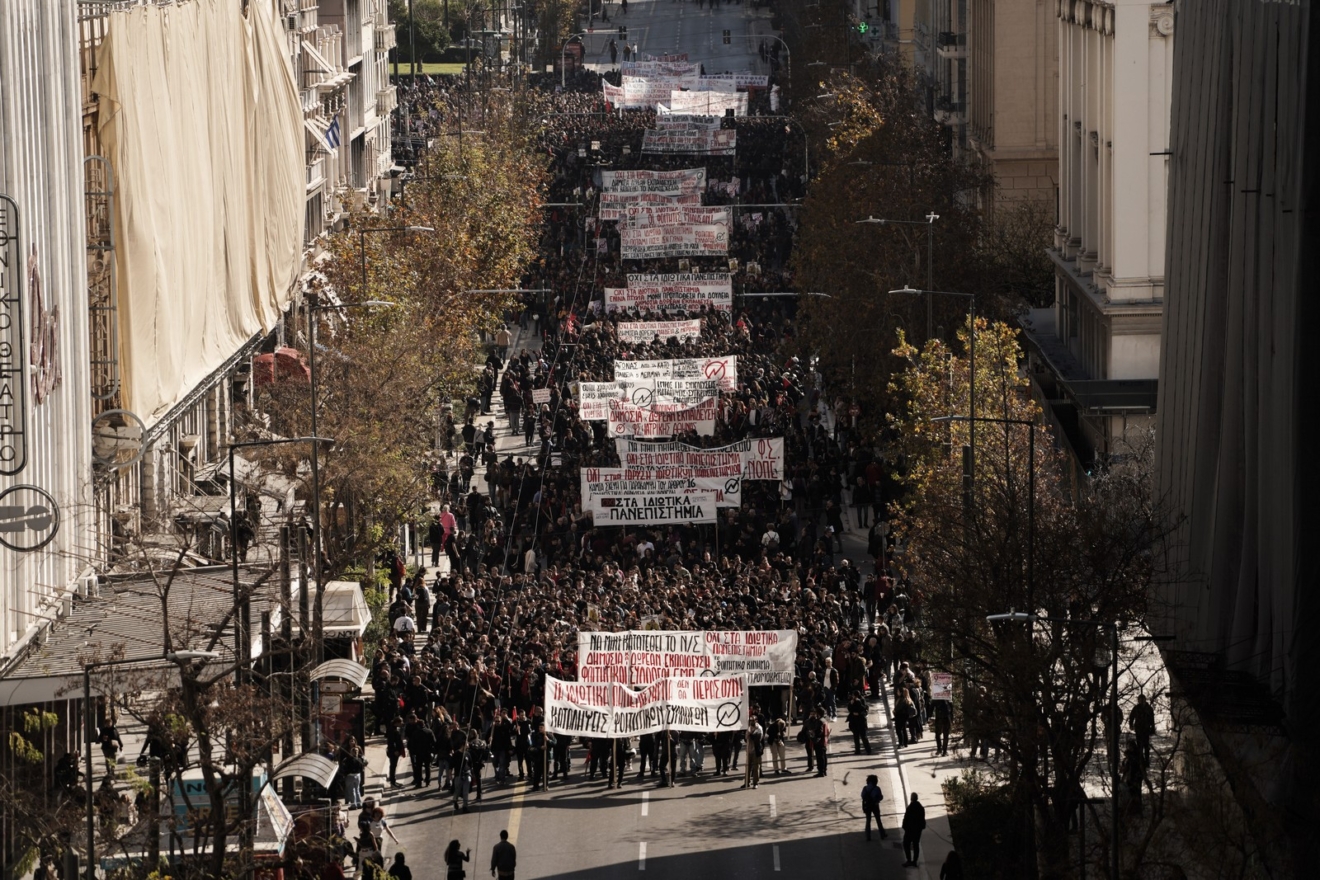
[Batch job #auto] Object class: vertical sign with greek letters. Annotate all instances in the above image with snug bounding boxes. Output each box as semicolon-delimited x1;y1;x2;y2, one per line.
0;196;28;476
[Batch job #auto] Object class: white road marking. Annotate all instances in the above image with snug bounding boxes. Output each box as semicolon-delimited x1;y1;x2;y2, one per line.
773;845;781;872
639;842;648;871
768;794;776;818
642;790;650;816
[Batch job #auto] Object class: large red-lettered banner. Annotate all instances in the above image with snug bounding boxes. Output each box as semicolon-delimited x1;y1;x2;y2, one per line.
544;674;749;736
577;630;799;686
607;398;719;438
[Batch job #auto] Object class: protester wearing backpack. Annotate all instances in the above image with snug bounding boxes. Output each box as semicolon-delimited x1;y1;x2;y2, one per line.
861;774;887;840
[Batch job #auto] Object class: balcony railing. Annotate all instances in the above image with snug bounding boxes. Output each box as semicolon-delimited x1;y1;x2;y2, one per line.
934;97;966;126
376;86;397;115
936;31;966;58
375;25;396;51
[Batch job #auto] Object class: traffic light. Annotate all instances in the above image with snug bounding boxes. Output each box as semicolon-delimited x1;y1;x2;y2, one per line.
723;29;731;44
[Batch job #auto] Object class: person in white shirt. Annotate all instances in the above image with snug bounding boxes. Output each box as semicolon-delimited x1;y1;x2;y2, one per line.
637;539;655;557
762;528;780;549
393;613;416;637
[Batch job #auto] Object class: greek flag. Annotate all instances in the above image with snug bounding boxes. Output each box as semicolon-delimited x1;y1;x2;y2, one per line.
325;115;342;149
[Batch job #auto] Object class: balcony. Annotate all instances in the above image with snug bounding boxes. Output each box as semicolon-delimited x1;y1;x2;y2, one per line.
375;25;396;51
936;31;966;59
307;156;326;192
934;97;966;126
376;86;397;115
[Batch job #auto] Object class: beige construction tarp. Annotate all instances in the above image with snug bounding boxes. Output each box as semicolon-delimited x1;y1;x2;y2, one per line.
94;0;303;425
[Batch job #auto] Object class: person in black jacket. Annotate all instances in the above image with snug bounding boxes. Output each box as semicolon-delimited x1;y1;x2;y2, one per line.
405;715;435;788
847;691;873;754
385;717;406;788
903;793;926;866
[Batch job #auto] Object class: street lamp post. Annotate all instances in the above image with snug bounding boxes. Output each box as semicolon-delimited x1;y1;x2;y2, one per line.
227;437;332;680
933;414;1035;605
83;651;220;880
857;214;940;337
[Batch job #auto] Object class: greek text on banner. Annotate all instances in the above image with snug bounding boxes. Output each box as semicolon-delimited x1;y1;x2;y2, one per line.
544;674;750;737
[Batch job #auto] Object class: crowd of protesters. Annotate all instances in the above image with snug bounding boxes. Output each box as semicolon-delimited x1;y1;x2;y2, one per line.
336;71;948;826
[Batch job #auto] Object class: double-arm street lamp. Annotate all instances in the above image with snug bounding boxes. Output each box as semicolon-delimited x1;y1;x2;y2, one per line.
857;213;940;336
83;650;220;879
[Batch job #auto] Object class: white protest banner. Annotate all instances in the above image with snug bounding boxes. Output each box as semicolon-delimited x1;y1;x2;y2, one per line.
642;127;737;156
644;379;721;407
605;273;733;313
602;81;624;107
578;381;625;421
668;90;748;117
698;72;771;89
578;630;798;687
531;388;551;405
577;631;710;684
544;678;620;736
622;73;701;108
582;467;697;499
614;356;737;392
620;59;698;76
607;398;718;438
582;465;739;508
931;672;954;701
740;437;785;480
614;437;784;481
601;168;707;194
586;489;719;525
703;630;799;685
544;675;748;737
598;192;703;222
619;224;729;259
616;319;702;343
655;115;721;129
643;52;689;62
623;205;730;228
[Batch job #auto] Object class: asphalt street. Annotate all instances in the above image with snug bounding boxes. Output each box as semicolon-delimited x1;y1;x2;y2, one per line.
575;0;762;74
376;699;922;879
